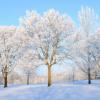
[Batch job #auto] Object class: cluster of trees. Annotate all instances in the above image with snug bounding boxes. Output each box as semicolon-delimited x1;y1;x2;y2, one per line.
0;7;100;87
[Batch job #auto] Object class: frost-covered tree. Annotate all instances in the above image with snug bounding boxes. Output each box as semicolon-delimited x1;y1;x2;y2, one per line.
73;7;99;84
18;49;38;85
74;40;98;84
20;9;75;86
0;26;20;87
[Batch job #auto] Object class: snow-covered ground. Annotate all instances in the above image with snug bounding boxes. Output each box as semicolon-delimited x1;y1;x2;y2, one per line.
0;80;100;100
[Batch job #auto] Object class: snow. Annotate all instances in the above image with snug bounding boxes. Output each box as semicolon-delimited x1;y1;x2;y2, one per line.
0;80;100;100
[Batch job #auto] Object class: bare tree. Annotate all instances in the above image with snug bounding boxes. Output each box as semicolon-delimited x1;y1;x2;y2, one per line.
23;67;34;85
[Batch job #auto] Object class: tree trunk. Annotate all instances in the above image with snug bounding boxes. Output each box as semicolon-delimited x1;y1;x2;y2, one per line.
48;65;51;87
88;68;91;84
27;73;30;85
72;71;74;82
4;72;8;88
94;71;97;79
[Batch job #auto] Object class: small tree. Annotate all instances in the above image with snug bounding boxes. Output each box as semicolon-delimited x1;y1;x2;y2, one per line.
24;67;33;85
18;49;38;85
75;41;97;84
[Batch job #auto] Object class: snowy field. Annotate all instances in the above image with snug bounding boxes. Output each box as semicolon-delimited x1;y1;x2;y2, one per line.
0;80;100;100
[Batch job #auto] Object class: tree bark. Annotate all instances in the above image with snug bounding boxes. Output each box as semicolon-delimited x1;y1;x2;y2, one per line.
4;72;8;88
48;65;51;87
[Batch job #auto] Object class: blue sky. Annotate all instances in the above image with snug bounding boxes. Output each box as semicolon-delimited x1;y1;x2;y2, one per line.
0;0;99;26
